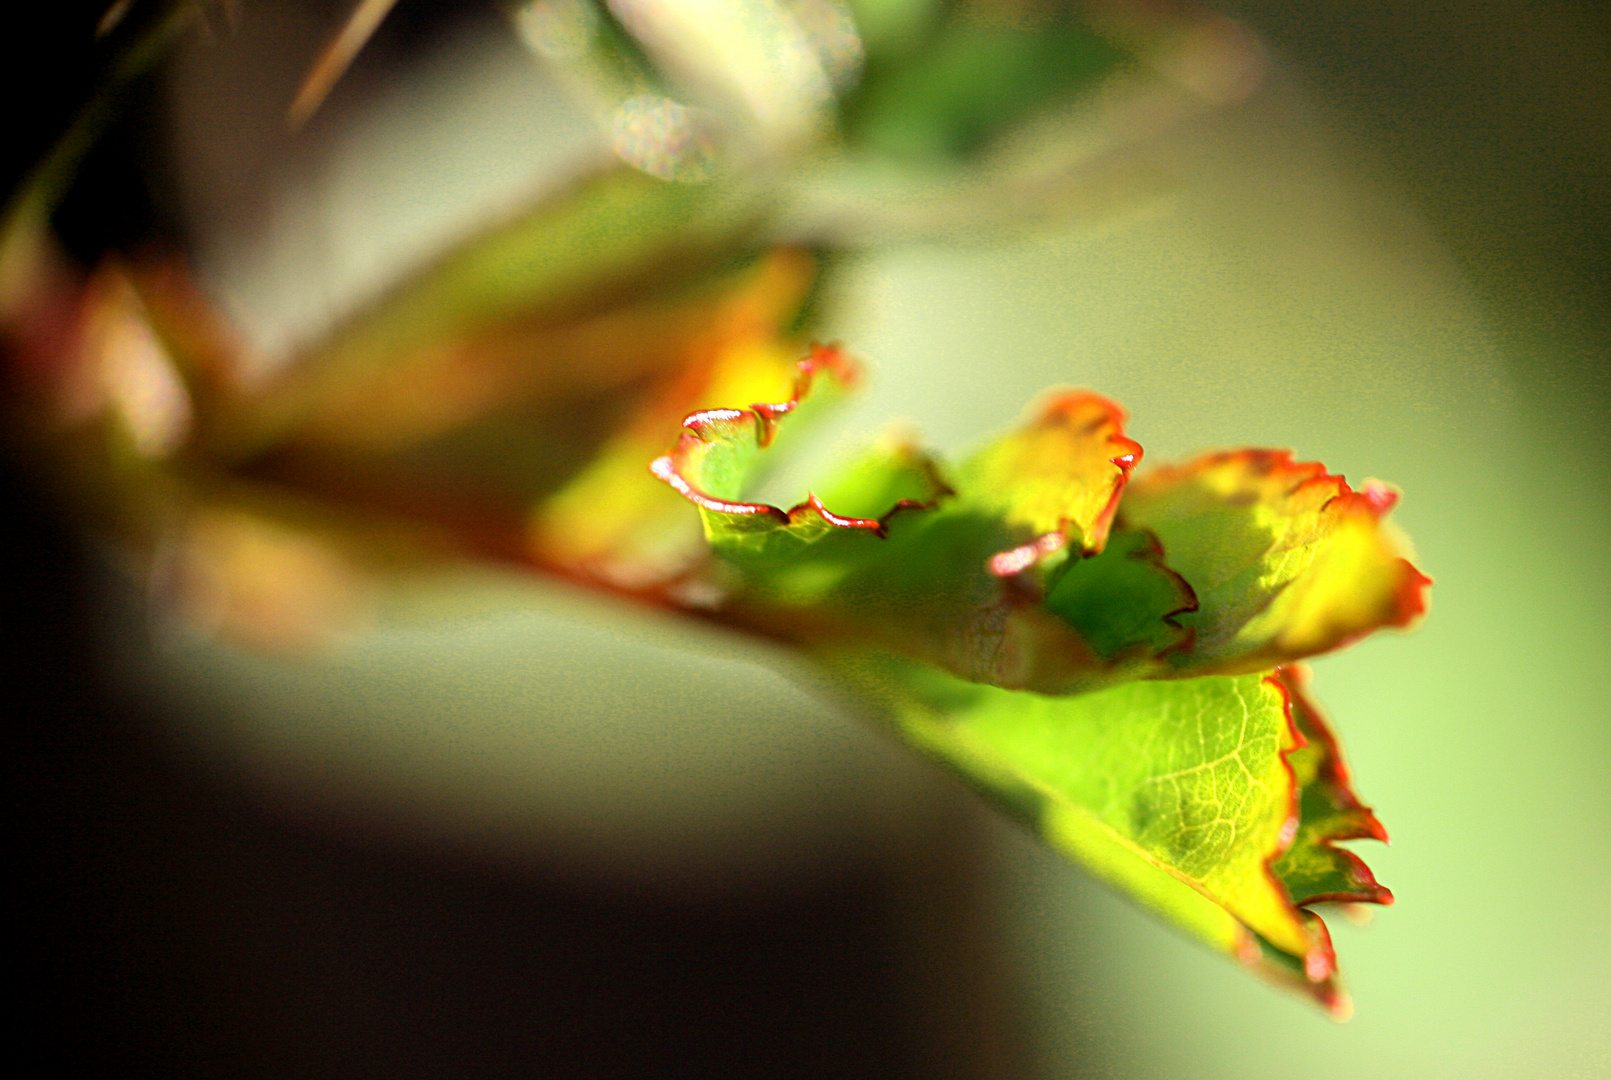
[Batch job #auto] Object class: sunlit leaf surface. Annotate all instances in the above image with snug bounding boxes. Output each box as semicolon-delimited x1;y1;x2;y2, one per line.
956;391;1140;559
1119;450;1430;676
653;361;1194;693
874;661;1359;1014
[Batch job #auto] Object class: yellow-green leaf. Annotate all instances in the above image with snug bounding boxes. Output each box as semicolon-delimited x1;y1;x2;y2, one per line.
956;391;1141;562
1119;450;1430;676
650;369;1192;693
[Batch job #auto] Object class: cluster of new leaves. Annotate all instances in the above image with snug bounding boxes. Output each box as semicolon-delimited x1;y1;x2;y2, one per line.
652;347;1427;1014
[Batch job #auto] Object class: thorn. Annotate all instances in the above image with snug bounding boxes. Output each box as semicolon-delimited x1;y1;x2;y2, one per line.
287;0;399;131
95;0;135;37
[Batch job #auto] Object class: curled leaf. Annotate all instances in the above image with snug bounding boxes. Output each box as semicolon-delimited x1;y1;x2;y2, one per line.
647;373;1413;1009
530;248;818;586
648;341;863;534
1042;526;1197;664
651;368;1186;693
1119;450;1430;676
648;372;1427;698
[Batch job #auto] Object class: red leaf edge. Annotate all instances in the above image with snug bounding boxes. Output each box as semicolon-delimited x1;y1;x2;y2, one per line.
985;391;1144;576
1229;665;1393;1014
1129;448;1432;635
649;343;951;536
1275;663;1395;907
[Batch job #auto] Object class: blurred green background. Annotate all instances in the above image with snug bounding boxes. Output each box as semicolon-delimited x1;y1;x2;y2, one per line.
15;1;1609;1076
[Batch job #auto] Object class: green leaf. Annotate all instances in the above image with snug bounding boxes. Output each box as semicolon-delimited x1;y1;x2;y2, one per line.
862;660;1365;1016
1119;450;1431;676
647;370;1407;1011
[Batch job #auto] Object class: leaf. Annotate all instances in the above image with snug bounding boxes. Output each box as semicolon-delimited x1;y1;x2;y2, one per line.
652;374;1192;693
865;659;1363;1015
1270;664;1393;908
1119;449;1430;676
649;373;1427;699
846;17;1128;161
648;378;1404;1011
648;341;865;538
205;166;763;460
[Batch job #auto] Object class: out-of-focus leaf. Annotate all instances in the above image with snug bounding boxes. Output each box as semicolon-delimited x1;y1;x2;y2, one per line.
233;249;821;575
151;503;377;655
1271;664;1393;908
845;15;1127;161
531;248;817;586
866;660;1363;1015
205;166;762;460
842;0;938;60
1119;449;1430;677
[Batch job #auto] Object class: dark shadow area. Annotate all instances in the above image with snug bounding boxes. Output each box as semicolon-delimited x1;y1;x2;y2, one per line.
4;437;995;1078
5;10;1032;1076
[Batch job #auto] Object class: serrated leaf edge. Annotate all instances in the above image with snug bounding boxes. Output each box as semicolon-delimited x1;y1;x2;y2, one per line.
900;670;1356;1015
981;391;1144;575
1128;448;1432;651
649;342;953;535
1273;663;1395;908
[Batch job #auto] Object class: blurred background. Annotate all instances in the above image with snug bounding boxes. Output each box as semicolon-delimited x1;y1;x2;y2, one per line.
7;1;1609;1077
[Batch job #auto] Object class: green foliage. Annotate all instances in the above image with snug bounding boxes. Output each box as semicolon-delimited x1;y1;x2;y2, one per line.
1042;528;1194;662
886;666;1347;1009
